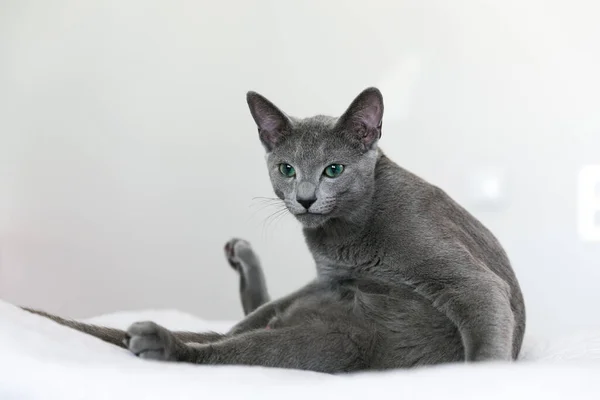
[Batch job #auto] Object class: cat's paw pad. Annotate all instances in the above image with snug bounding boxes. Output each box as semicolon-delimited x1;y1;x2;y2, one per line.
224;238;255;271
124;321;180;361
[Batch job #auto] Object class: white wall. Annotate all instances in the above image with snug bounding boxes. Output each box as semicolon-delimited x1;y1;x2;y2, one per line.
1;0;599;337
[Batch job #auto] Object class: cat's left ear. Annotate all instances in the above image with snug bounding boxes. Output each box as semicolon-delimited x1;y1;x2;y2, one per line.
336;87;384;151
246;91;292;152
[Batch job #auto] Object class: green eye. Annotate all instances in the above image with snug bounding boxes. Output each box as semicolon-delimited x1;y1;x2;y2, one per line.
278;163;296;178
323;164;344;178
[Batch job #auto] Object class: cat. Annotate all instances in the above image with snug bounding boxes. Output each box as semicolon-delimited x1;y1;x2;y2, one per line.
22;87;525;372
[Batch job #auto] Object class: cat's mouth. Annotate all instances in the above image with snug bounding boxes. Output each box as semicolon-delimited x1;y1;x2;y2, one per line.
290;205;336;216
284;201;336;226
293;210;334;228
299;211;326;215
291;209;331;217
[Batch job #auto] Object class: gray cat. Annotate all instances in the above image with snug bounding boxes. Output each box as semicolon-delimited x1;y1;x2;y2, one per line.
23;87;525;373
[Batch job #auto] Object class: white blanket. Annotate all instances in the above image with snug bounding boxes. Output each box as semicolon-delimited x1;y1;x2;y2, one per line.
1;300;600;400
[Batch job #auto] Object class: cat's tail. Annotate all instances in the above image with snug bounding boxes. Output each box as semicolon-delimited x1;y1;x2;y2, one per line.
22;307;128;348
21;307;227;348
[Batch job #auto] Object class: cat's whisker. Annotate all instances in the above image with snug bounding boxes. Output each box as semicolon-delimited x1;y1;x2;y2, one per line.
249;202;284;216
250;200;282;207
250;197;283;207
269;208;291;230
262;207;290;235
263;207;287;226
252;196;281;202
248;206;288;231
245;197;287;224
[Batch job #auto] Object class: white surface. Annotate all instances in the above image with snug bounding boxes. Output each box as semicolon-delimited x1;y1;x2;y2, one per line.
1;0;600;339
1;301;600;400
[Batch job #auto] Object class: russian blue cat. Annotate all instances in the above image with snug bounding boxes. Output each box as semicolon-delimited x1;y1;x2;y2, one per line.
23;88;525;372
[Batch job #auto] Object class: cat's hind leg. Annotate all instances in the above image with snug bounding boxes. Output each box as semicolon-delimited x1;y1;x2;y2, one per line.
125;319;370;373
224;238;270;315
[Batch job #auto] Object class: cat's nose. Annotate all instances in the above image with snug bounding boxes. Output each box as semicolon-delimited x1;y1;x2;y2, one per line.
297;197;317;210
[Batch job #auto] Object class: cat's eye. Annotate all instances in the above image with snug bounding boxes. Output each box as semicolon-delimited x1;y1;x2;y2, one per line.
278;163;296;178
323;164;345;178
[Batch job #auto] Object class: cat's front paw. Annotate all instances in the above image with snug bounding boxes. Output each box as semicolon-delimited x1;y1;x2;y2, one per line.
224;238;255;271
124;321;182;361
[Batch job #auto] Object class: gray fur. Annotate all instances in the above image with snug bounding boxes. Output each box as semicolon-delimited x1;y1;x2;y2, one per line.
224;238;270;315
22;87;525;373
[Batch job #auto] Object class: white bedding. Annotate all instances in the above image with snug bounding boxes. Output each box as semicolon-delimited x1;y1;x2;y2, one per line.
2;300;600;400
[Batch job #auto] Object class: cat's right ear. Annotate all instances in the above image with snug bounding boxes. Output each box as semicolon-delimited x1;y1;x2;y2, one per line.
336;87;384;152
246;92;291;152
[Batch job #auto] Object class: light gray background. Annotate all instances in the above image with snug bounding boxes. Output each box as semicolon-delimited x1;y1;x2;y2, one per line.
1;0;599;338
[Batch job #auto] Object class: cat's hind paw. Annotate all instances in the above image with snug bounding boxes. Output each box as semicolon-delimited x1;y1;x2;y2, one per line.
124;321;182;361
224;238;256;272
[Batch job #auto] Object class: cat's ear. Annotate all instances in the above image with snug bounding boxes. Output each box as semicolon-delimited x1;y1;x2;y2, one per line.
336;87;384;151
246;91;292;152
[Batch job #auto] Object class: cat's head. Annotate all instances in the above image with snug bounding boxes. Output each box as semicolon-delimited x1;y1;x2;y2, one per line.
246;88;384;229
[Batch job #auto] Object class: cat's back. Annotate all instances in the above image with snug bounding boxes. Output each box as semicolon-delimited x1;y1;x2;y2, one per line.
373;153;510;272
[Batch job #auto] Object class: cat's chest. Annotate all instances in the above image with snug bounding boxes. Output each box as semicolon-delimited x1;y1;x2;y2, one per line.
305;231;381;272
